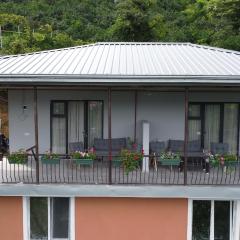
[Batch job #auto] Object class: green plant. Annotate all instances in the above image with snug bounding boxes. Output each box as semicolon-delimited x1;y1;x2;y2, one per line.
205;151;237;166
71;150;96;160
160;151;180;160
42;151;59;160
8;148;28;164
120;149;143;174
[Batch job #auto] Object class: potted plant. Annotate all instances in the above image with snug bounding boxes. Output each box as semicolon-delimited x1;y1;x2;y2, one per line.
71;148;96;166
8;149;28;164
205;152;238;167
41;151;60;164
120;149;143;174
159;151;181;166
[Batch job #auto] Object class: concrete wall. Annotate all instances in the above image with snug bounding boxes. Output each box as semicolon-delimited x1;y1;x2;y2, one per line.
75;197;188;240
0;197;23;240
8;90;186;153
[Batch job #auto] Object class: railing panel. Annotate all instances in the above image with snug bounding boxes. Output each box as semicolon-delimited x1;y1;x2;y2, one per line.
1;154;240;185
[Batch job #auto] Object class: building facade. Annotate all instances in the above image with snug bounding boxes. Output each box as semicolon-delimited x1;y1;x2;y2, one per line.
0;42;240;240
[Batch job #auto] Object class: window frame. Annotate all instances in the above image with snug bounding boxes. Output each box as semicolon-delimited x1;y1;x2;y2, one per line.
50;100;104;153
23;197;75;240
188;199;236;240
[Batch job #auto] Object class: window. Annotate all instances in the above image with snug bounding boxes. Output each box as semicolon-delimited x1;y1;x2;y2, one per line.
190;200;234;240
188;103;239;154
51;100;103;153
24;197;74;240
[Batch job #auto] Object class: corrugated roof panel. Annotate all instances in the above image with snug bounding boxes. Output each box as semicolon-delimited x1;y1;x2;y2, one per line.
0;42;239;79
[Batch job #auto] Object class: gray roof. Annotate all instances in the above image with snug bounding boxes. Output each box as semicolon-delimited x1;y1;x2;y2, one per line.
0;42;240;85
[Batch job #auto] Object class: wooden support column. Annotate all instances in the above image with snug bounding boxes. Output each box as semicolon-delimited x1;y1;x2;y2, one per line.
108;87;112;184
184;87;189;185
134;90;138;143
34;87;40;184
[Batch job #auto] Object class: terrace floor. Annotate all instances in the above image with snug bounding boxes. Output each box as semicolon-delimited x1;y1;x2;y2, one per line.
1;157;240;185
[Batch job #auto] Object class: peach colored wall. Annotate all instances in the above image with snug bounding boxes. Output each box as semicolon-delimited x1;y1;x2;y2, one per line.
75;198;188;240
0;197;23;240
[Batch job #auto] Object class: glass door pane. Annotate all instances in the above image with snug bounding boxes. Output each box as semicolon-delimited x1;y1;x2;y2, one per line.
52;198;69;239
52;118;66;154
68;101;85;150
204;105;220;151
30;197;48;239
223;104;238;154
192;200;211;240
214;201;230;240
88;101;103;147
52;102;67;154
189;120;201;141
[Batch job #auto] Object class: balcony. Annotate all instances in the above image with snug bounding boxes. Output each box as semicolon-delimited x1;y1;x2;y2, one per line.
1;154;240;185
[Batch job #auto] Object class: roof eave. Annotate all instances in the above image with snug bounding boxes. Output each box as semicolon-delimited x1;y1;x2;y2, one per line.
0;74;240;85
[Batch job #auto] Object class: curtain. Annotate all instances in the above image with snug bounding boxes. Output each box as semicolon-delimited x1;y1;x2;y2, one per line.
52;117;66;154
189;120;201;141
223;104;238;154
88;101;103;147
204;105;220;151
68;101;84;146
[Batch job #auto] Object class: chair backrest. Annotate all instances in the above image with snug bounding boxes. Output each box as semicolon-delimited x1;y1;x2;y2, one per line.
93;138;127;151
188;140;201;152
149;141;165;154
168;139;184;152
210;142;229;155
69;142;84;153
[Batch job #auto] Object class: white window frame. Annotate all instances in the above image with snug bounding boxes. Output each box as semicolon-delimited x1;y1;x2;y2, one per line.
187;199;240;240
23;197;75;240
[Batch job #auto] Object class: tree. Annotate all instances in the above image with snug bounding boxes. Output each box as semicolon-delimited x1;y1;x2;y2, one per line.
109;0;166;41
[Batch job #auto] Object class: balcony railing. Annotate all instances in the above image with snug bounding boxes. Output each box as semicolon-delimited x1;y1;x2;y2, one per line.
1;154;240;185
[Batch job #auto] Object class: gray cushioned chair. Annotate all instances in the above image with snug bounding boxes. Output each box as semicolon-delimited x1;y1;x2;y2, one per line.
168;139;203;157
210;142;229;155
149;141;166;155
93;138;127;157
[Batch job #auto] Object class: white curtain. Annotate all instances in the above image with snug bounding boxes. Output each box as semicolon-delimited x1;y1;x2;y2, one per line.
52;117;66;154
88;101;103;147
68;101;84;145
223;104;238;154
189;120;201;141
204;105;220;151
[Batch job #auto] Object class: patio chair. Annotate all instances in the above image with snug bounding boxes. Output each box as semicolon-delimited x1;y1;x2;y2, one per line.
210;142;229;155
93;138;127;157
168;139;203;157
68;142;84;153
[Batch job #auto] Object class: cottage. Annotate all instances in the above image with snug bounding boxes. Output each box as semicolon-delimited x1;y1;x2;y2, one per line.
0;42;240;240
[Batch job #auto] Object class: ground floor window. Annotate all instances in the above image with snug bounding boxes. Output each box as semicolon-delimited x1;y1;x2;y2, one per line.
190;200;235;240
24;197;74;240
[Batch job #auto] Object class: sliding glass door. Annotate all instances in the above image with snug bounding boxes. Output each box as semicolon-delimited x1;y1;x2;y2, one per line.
51;100;103;154
189;103;239;154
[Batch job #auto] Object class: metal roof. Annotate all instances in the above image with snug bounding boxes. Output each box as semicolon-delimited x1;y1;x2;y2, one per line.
0;42;240;84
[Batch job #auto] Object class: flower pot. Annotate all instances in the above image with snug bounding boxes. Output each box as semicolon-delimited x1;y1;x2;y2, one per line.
41;158;60;164
72;159;94;166
160;159;181;166
112;159;122;167
224;160;238;167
